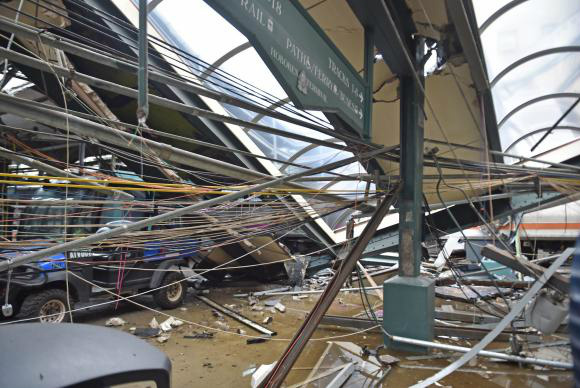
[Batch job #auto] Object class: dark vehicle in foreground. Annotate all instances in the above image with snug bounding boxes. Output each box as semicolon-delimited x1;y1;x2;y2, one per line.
0;186;204;323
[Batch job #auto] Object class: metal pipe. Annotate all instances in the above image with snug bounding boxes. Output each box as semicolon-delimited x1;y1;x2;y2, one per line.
0;146;133;200
411;248;574;388
0;142;388;272
0;178;278;272
0;93;394;202
196;295;276;336
0;93;280;186
147;0;164;13
392;336;572;369
0;143;392;272
0;15;371;149
362;26;374;141
531;96;580;152
424;138;580;173
0;46;346;152
258;186;400;388
137;0;148;125
233;285;384;298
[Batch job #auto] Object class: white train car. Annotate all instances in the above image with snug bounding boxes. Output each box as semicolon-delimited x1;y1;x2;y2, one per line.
438;200;580;265
516;200;580;241
492;200;580;243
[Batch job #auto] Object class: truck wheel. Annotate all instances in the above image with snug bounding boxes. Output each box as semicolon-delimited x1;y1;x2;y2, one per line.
18;289;70;323
153;272;186;309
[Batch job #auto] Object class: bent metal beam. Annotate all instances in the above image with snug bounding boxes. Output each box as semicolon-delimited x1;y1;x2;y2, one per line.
0;93;294;188
0;145;134;200
0;15;372;149
0;144;390;273
257;185;400;388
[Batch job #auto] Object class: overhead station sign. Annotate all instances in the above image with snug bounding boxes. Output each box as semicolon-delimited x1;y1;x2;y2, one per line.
205;0;366;134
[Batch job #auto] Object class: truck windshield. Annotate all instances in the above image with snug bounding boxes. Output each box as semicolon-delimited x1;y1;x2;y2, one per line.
18;201;97;241
14;188;103;242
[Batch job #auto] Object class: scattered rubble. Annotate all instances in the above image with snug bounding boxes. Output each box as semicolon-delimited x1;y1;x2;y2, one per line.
274;302;286;313
160;317;181;332
246;337;269;345
156;334;170;344
242;366;257;377
105;317;126;327
149;317;160;329
378;354;400;366
215;321;230;331
251;363;276;388
184;331;214;339
133;328;161;338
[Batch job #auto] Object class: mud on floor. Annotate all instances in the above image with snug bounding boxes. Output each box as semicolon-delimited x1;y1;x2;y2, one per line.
77;286;573;388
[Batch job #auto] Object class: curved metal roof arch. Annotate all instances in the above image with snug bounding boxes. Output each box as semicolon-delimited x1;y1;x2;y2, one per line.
504;126;580;154
478;0;529;33
490;46;580;88
498;93;580;129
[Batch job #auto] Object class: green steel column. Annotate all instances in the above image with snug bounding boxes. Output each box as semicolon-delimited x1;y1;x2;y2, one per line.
398;39;425;278
363;27;374;141
137;0;149;125
384;37;434;352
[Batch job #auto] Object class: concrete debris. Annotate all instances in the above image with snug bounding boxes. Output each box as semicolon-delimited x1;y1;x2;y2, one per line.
149;317;160;329
197;294;277;336
525;290;568;334
262;316;272;324
251;363;276;388
212;309;225;319
251;305;264;311
274;302;286;313
233;287;291;298
237;328;247;335
435;285;512;302
242;366;257;377
264;299;280;307
171;319;184;328
184;331;214;339
133;327;161;338
156;334;170;343
247;336;269;344
160;317;179;332
378;354;400;366
215;321;230;331
179;307;188;311
434;236;461;270
105;317;126;327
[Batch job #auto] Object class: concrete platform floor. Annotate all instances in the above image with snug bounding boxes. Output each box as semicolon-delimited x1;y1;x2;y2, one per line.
72;286;572;388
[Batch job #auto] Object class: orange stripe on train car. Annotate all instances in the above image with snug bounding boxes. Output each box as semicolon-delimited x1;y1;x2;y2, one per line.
498;223;580;230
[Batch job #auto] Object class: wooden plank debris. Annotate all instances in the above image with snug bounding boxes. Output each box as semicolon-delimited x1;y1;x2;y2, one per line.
481;245;571;293
196;295;276;337
409;246;574;387
435;285;512;302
